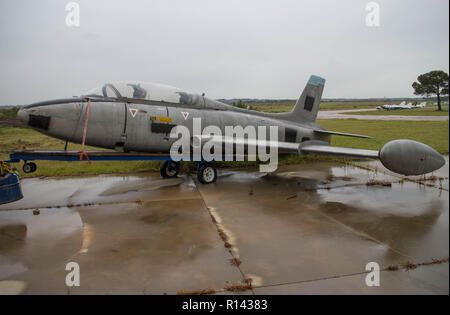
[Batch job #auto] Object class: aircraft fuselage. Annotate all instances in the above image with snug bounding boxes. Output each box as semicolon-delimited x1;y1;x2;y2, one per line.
18;98;329;153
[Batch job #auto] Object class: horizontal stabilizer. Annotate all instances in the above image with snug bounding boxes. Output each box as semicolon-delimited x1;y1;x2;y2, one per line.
314;130;371;139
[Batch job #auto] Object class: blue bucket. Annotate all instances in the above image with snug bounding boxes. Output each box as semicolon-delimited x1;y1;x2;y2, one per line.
0;172;23;205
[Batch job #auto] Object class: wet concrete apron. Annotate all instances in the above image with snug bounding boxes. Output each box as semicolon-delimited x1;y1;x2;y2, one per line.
0;158;448;294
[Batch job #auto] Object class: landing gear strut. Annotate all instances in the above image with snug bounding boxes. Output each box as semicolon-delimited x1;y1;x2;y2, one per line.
22;162;37;173
197;162;217;184
160;160;180;178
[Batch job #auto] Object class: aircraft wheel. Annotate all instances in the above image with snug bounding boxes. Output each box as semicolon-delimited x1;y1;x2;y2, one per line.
160;160;180;178
23;162;37;173
197;163;217;184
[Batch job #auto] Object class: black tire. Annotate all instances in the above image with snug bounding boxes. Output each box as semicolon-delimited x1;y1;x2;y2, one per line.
22;162;35;173
29;162;37;172
197;163;217;184
160;160;180;178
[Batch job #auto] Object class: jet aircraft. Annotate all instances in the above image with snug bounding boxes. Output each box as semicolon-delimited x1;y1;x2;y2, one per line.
377;101;427;111
16;75;445;183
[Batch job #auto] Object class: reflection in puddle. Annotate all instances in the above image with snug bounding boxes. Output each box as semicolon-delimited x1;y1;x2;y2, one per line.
317;182;446;216
100;178;184;196
0;261;27;279
0;280;27;295
0;224;27;253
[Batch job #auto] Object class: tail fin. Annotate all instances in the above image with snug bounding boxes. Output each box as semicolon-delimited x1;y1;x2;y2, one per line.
278;75;325;123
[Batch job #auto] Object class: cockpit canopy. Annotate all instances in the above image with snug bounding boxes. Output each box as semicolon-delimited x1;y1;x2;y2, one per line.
83;82;201;106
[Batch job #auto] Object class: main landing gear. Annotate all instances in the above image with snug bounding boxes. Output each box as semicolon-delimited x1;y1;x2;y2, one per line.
160;160;180;178
197;162;217;184
160;160;217;184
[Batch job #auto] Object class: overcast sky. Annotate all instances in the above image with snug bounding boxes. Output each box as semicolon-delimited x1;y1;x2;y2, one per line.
0;0;448;104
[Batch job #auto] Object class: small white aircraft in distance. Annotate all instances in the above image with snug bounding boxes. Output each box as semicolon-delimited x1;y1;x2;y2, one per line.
377;101;426;111
376;101;404;110
415;102;427;108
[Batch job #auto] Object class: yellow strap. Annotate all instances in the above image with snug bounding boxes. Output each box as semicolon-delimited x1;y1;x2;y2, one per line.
0;161;14;175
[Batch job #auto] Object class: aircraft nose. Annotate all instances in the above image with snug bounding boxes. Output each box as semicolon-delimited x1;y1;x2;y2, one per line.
17;107;29;124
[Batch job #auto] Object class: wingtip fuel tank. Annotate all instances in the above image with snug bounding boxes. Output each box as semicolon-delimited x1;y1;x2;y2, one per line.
379;139;445;176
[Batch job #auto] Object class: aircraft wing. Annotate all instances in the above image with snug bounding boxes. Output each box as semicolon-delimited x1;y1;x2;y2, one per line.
299;144;379;159
192;136;445;176
192;135;300;153
298;141;443;177
193;135;376;157
193;135;435;161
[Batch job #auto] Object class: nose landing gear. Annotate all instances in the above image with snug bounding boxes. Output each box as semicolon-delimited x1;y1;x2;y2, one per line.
22;162;37;173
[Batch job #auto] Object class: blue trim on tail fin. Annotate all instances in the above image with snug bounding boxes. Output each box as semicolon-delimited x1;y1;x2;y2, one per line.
308;75;326;86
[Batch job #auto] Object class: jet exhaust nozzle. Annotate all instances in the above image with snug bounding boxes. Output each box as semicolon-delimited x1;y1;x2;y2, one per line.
379;139;445;176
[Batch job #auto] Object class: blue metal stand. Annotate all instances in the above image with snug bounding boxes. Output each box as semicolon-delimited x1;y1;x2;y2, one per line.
6;150;175;163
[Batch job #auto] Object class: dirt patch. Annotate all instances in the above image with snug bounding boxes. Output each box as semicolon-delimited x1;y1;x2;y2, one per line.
384;257;449;272
366;180;392;187
177;288;216;295
224;281;253;292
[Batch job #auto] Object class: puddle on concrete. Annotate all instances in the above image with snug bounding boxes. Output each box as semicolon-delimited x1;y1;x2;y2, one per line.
0;208;82;238
100;177;184;196
357;155;449;189
317;181;447;216
0;224;27;251
0;207;84;286
0;280;27;295
0;174;193;211
0;261;27;279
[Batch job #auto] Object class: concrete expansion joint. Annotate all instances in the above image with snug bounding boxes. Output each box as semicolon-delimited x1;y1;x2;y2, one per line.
205;206;255;294
3;200;140;211
178;257;449;294
190;176;255;295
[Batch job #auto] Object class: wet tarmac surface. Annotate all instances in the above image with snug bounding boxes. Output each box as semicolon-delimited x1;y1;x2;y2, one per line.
0;159;448;294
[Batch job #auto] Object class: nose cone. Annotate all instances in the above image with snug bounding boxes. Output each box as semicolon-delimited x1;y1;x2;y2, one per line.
17;108;29;124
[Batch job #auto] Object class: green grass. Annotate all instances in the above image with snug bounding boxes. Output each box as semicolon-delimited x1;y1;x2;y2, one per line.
317;119;449;153
0;106;20;119
345;105;449;116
